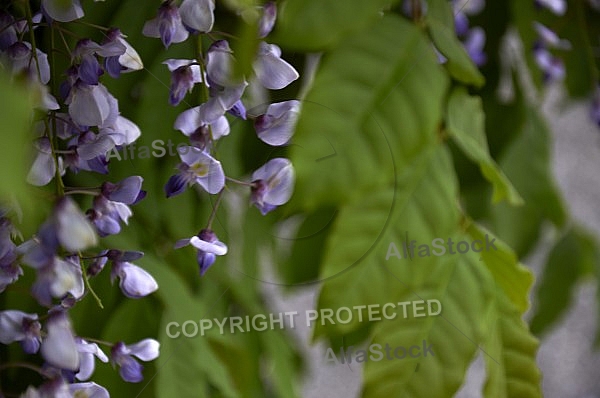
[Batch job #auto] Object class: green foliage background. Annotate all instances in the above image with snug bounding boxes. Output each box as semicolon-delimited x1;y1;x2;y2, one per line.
1;0;600;397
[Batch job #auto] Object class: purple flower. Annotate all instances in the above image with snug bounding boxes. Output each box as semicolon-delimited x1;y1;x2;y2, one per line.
32;256;85;306
180;0;215;33
102;29;143;78
143;2;189;48
175;229;227;276
0;218;23;292
66;83;119;128
533;22;571;50
99;115;142;146
533;47;565;82
253;42;299;90
0;310;42;354
534;0;567;15
27;137;61;187
75;338;109;381
165;147;225;197
42;0;84;22
0;12;18;51
463;27;487;67
111;339;160;383
41;311;79;371
111;261;158;298
88;176;145;237
55;198;98;252
254;100;300;146
69;382;109;398
4;41;50;84
21;378;72;398
174;106;230;143
163;59;204;106
251;158;295;215
453;0;485;36
258;2;277;38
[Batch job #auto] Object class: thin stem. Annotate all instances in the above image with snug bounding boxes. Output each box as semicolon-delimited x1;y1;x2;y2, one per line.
80;337;113;347
226;176;253;187
23;1;42;80
73;20;110;31
0;362;51;378
64;190;100;196
80;253;104;309
206;189;225;230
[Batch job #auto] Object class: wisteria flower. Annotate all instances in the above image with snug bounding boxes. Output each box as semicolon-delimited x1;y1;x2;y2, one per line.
55;198;98;252
164;147;225;197
27;138;61;187
163;59;204;106
69;382;110;398
88;176;145;236
254;100;300;146
258;2;277;38
111;261;158;299
0;310;42;354
143;1;189;48
174;106;230;145
253;42;299;90
103;28;144;78
75;338;109;381
251;158;295;215
40;311;79;371
180;0;215;33
111;339;160;383
67;83;119;128
175;229;227;276
534;0;567;15
533;47;565;82
533;22;571;50
32;256;85;306
463;27;487;66
42;0;84;22
453;0;485;36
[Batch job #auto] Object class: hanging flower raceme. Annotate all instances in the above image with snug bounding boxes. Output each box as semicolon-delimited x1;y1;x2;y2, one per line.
175;229;228;276
532;22;570;83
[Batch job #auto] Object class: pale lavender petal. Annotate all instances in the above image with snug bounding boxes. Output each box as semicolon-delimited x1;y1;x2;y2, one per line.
69;382;109;398
0;310;35;344
127;338;160;361
41;312;79;371
255;100;300;146
189;236;228;255
254;42;299;90
174;106;202;135
42;0;84;22
115;262;158;298
180;0;215;32
55;198;98;252
258;2;277;38
68;84;113;127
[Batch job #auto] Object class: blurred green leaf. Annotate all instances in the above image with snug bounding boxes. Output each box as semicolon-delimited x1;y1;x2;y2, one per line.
483;291;542;398
273;0;399;51
531;227;599;336
426;0;485;87
489;107;566;257
290;15;448;209
446;87;523;205
467;222;533;314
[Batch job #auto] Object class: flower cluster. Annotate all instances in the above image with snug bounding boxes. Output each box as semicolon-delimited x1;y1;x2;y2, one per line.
0;1;159;395
143;1;299;277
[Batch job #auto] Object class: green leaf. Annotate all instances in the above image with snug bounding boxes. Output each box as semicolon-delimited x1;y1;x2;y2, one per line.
483;291;542;398
273;0;398;51
466;222;533;314
489;107;567;256
530;227;599;336
314;145;460;340
446;88;523;205
290;15;448;209
0;73;42;232
426;0;485;87
362;252;496;397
